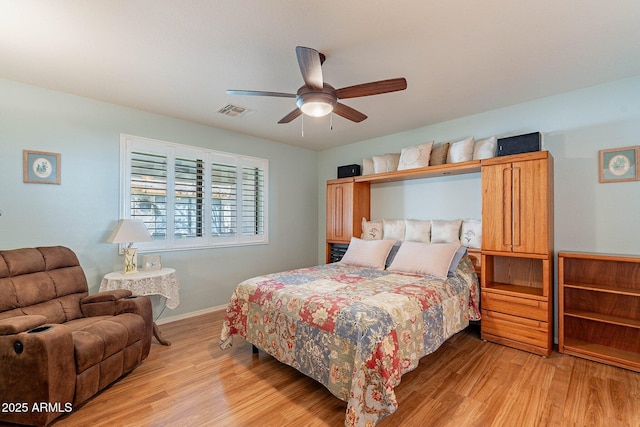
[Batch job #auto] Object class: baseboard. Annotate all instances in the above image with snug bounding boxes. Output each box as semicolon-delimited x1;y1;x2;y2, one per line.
156;304;227;325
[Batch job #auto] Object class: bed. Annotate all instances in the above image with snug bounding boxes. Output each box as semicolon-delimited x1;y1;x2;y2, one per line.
220;238;481;426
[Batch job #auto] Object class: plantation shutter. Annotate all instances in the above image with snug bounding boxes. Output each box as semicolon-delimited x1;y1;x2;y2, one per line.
174;156;204;239
241;165;265;236
121;134;268;250
130;150;167;240
211;161;237;236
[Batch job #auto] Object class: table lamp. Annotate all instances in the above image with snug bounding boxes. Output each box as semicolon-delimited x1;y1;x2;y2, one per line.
107;219;153;273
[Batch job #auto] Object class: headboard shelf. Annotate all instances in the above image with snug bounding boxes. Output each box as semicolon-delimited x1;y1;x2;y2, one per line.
354;160;481;184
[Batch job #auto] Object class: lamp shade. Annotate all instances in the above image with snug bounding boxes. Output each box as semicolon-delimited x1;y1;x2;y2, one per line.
107;219;153;245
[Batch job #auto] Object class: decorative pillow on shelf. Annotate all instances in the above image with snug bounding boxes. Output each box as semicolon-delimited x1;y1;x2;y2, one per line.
362;158;374;175
340;237;396;270
361;218;383;240
383;219;406;241
385;153;401;172
397;141;434;170
372;155;387;174
429;142;450;166
431;219;463;244
404;219;431;243
461;218;482;248
446;137;475;163
387;242;461;279
473;136;497;160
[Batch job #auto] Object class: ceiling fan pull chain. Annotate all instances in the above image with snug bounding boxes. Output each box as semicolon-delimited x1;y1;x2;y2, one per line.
301;114;304;137
330;112;333;130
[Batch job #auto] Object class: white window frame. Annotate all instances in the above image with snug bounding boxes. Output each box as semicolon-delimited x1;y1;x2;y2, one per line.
119;134;269;252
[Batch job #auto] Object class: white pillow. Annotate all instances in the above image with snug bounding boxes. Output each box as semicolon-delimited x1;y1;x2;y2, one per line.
340;237;396;270
404;219;431;243
461;218;482;248
431;219;462;244
385;153;401;172
361;218;383;240
397;141;434;170
362;158;374;175
446;137;475;163
372;155;387;174
383;219;406;241
387;242;461;279
473;136;497;160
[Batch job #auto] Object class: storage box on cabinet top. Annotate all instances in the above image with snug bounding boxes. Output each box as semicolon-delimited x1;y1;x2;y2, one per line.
337;164;361;178
497;132;541;156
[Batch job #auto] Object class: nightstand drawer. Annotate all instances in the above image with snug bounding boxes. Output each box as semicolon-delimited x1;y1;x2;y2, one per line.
481;309;549;348
481;291;548;321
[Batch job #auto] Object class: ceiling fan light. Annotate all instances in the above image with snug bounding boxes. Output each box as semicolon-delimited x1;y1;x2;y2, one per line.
300;101;333;117
296;90;336;118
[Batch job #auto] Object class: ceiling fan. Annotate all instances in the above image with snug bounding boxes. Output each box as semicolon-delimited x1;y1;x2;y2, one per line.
226;46;407;124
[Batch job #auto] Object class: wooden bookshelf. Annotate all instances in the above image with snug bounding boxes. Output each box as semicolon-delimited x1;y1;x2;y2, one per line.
559;251;640;372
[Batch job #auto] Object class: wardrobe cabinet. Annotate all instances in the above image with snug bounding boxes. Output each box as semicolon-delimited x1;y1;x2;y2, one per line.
481;152;552;255
480;151;554;356
326;177;370;262
559;252;640;372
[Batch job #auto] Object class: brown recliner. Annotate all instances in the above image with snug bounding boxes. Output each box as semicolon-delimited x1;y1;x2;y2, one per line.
0;246;153;426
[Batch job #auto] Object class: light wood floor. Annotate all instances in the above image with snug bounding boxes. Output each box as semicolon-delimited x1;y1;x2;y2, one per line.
26;310;640;427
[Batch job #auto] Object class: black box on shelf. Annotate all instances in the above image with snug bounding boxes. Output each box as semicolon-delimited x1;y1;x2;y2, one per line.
337;164;361;178
497;132;542;156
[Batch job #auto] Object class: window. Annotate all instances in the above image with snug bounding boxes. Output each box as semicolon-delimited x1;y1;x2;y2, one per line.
120;134;268;251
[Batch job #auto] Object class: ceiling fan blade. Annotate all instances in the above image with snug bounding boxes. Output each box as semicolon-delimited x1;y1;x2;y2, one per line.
296;46;324;90
333;103;367;123
226;89;295;98
335;78;407;99
278;108;302;124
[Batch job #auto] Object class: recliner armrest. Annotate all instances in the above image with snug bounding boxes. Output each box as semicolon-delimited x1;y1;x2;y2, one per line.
115;295;153;358
81;289;132;304
80;290;135;317
0;314;47;335
0;324;75;426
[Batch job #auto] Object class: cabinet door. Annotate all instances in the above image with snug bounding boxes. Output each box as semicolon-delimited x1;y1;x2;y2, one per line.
513;158;549;254
482;162;513;252
482;158;549;254
326;182;354;242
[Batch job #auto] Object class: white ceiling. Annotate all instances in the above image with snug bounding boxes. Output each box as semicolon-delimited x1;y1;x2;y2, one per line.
2;1;640;151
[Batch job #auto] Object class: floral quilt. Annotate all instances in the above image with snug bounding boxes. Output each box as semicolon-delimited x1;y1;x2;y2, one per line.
220;256;480;427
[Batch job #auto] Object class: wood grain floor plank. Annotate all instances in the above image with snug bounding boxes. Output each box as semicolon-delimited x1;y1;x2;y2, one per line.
5;311;636;427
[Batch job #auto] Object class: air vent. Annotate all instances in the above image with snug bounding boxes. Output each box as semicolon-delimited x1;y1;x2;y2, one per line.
217;104;254;118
